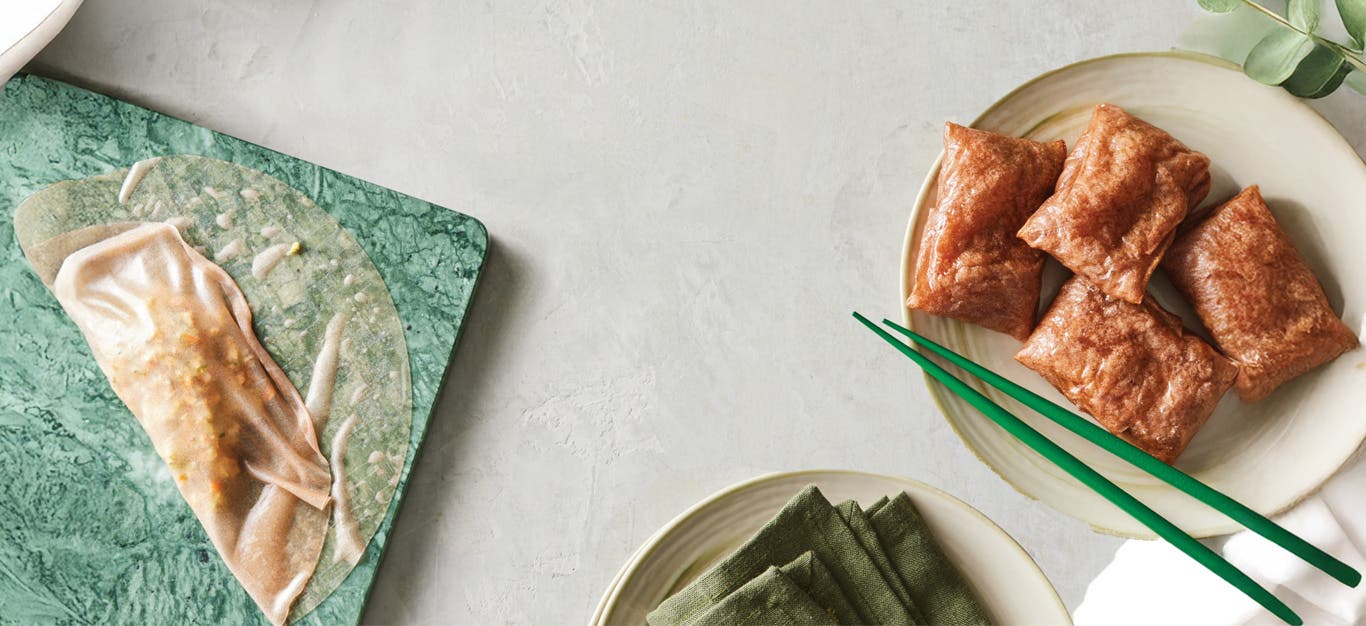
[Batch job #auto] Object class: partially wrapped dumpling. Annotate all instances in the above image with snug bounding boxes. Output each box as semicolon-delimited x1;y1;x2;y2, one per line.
908;123;1067;340
50;222;331;625
1018;104;1211;304
14;154;418;624
1016;276;1237;463
1162;186;1359;401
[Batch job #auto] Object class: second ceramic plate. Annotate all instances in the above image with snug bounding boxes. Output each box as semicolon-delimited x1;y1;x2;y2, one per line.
595;470;1068;625
901;52;1366;537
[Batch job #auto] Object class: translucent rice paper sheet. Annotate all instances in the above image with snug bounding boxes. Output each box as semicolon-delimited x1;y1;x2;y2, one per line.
14;154;413;620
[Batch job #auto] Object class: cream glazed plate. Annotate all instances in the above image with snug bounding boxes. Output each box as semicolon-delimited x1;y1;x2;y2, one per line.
594;470;1068;625
901;52;1366;538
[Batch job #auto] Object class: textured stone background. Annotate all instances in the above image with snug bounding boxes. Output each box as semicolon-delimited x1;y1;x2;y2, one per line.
29;1;1366;623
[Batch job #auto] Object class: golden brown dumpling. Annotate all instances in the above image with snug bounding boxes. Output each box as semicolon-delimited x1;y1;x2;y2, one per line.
1016;276;1237;463
908;123;1067;340
1018;104;1211;304
1162;186;1359;401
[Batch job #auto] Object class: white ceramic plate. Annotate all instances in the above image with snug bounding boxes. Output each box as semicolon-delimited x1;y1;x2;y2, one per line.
901;52;1366;538
594;470;1068;625
0;0;82;86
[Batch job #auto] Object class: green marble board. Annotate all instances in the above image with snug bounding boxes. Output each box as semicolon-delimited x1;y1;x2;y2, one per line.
0;75;487;625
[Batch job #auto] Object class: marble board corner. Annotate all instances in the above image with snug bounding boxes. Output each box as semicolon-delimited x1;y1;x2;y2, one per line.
0;74;486;625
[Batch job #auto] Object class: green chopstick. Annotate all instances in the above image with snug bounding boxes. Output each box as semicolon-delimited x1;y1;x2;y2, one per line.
852;312;1302;626
880;317;1361;589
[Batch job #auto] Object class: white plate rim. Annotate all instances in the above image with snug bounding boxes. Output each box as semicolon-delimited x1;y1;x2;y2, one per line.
593;468;1068;625
0;0;83;86
898;50;1366;538
589;529;656;625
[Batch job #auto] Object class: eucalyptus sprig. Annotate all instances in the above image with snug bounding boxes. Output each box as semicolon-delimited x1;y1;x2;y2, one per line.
1198;0;1366;97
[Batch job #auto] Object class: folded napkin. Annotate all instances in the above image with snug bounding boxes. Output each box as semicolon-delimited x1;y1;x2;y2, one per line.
647;484;991;626
872;493;993;626
648;485;915;626
1075;454;1366;625
837;500;923;620
780;552;863;626
690;565;837;626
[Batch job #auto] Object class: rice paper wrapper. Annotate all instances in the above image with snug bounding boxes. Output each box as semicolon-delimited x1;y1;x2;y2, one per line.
14;154;413;621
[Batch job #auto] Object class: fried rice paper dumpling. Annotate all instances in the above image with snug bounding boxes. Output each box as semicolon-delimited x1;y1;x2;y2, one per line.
908;123;1067;339
1016;276;1237;463
1162;186;1359;401
51;222;331;625
1018;104;1211;304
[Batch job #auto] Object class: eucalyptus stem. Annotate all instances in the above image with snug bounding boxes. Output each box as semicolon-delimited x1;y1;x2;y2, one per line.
1240;0;1366;72
1241;0;1295;28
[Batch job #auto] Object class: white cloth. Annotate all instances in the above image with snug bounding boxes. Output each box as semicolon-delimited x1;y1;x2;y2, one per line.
1075;454;1366;625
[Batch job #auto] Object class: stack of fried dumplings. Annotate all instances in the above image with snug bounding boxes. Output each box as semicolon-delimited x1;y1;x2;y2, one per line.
909;104;1358;464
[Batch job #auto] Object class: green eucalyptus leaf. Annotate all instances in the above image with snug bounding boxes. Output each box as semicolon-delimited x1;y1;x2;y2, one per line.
1198;0;1243;12
1338;0;1366;47
1289;0;1321;32
1244;29;1317;84
1283;44;1350;96
1309;63;1354;96
1179;1;1282;63
1346;68;1366;93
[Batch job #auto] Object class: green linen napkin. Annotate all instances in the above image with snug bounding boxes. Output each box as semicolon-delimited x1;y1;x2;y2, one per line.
689;566;837;626
647;485;915;626
687;551;862;625
778;552;862;626
870;493;991;626
865;496;891;518
835;500;923;622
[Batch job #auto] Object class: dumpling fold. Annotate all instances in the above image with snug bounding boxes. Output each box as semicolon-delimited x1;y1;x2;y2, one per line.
1016;276;1237;463
909;123;1067;339
1018;103;1210;304
1162;185;1359;401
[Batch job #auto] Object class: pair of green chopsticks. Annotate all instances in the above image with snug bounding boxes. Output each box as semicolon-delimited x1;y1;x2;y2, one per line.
853;312;1360;626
